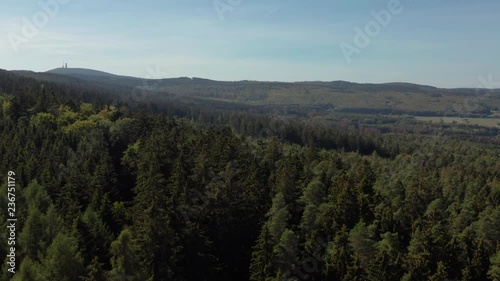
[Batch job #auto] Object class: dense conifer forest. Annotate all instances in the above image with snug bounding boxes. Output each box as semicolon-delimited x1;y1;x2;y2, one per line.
0;70;499;280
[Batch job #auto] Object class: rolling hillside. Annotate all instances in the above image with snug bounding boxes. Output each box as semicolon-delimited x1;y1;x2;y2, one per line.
10;67;500;117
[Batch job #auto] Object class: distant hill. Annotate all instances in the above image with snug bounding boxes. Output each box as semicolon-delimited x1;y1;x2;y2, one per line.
44;68;219;88
7;67;500;117
47;67;119;78
44;68;442;92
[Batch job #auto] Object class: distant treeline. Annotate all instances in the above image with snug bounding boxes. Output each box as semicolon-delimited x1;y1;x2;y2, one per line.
339;107;493;117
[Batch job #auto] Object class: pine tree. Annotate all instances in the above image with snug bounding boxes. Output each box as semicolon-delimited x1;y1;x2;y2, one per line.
39;232;84;281
343;257;365;281
250;193;292;281
404;227;431;280
267;193;290;242
132;134;180;280
80;207;113;264
81;256;106;281
11;258;43;281
367;232;402;281
250;227;274;281
108;228;143;281
22;180;52;213
466;239;490;281
348;221;375;270
488;247;500;281
324;225;352;280
429;261;448;281
274;229;299;280
19;208;45;259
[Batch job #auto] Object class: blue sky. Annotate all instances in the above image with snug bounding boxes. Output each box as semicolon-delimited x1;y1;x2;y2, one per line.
0;0;499;88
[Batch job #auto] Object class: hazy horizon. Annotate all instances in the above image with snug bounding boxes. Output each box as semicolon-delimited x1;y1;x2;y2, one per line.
1;0;499;88
4;66;499;91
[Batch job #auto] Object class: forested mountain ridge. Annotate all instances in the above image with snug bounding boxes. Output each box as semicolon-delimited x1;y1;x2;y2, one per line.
0;69;499;280
11;68;500;117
